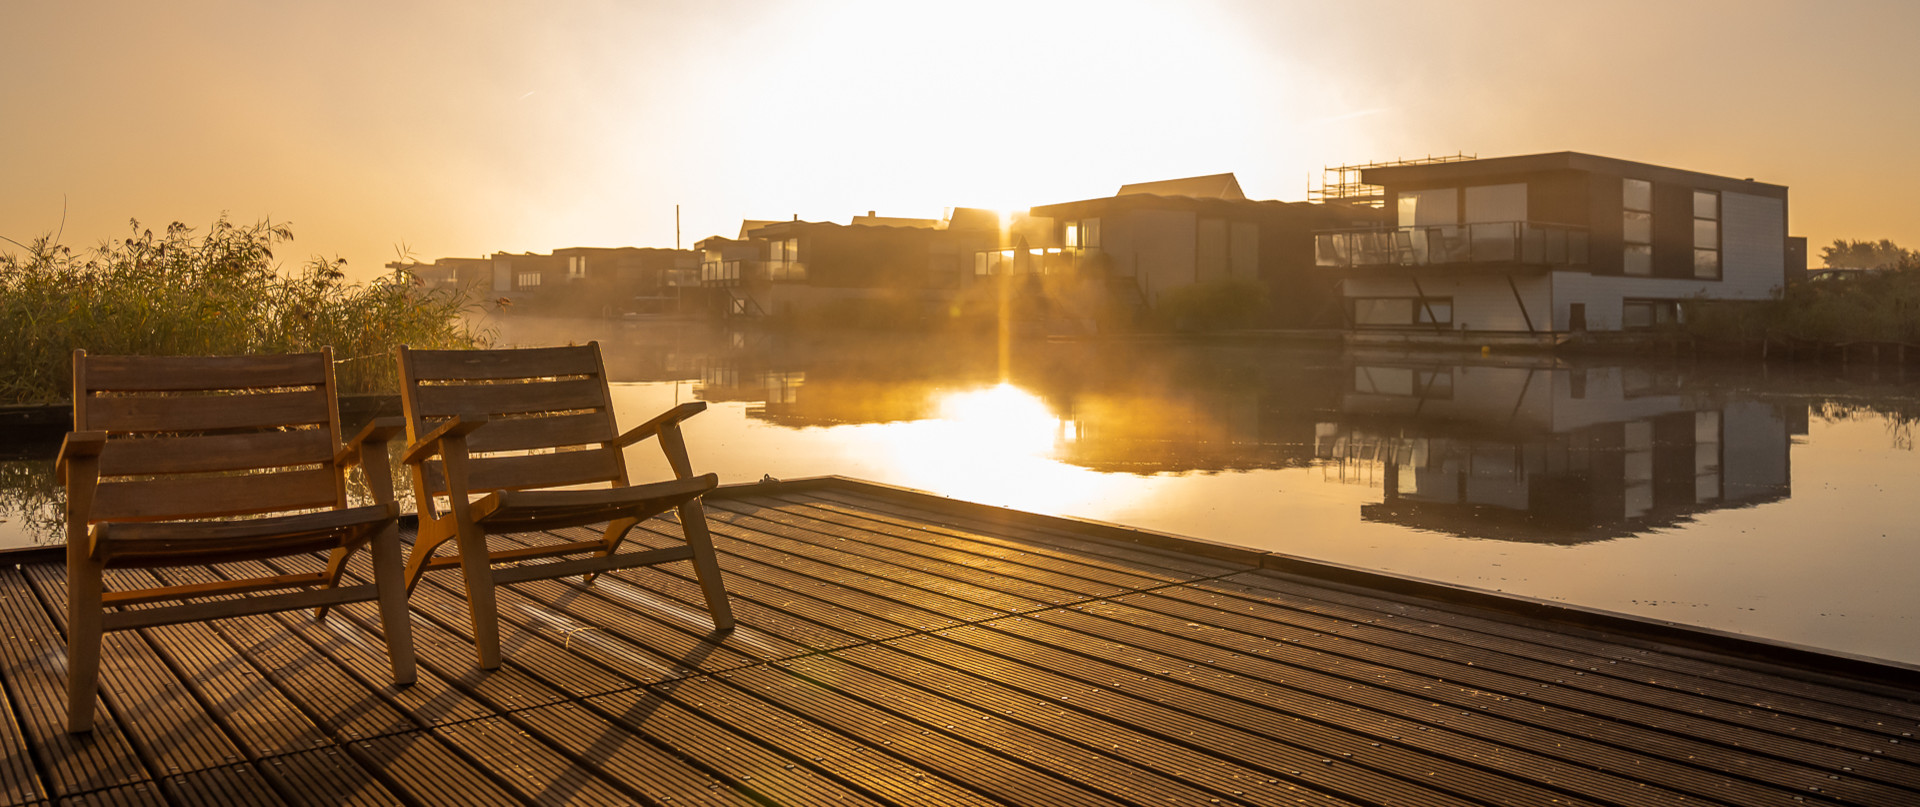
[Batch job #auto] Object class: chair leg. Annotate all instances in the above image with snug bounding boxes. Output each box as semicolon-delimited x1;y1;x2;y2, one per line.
367;527;418;685
312;544;352;620
452;521;503;669
677;500;734;632
66;552;105;733
583;517;639;585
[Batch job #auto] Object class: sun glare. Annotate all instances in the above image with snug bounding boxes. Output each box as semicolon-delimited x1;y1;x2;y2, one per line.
935;383;1059;457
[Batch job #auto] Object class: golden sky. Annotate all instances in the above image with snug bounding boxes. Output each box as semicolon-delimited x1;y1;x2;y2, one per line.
4;0;1917;277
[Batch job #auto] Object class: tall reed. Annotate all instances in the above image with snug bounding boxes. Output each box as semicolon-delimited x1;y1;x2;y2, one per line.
1;216;488;404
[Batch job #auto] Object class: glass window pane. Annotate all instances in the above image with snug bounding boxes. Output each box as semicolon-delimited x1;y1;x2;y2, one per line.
1465;183;1527;224
1624;178;1652;211
1353;298;1414;325
1083;218;1101;248
1397;188;1458;227
1417;299;1453;324
1694;248;1719;278
1623;210;1650;244
1693;191;1718;220
1065;223;1079;248
1624;243;1652;275
1623;302;1652;329
1694;218;1718;249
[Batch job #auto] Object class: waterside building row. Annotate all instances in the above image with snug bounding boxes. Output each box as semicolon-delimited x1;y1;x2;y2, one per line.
391;152;1803;338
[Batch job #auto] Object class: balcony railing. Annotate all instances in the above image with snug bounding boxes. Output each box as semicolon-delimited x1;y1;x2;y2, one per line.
1315;222;1588;269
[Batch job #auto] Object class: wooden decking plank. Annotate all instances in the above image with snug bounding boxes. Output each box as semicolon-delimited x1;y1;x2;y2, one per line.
227;556;514;727
828;642;1365;807
432;716;641;806
1175;577;1920;751
254;749;405;807
318;541;655;699
644;519;1004;628
52;782;164;807
529;529;872;650
160;762;287;806
1209;571;1920;728
760;493;1204;589
712;497;1134;599
1027;601;1919;804
779;650;1338;807
803;488;1248;578
972;609;1816;807
23;566;245;778
887;630;1588;807
588;686;909;807
0;651;50;807
345;731;522;807
145;565;414;741
700;511;1054;615
79;565;332;760
1094;591;1920;789
507;702;761;807
0;569;153;797
718;663;1155;807
542;523;935;643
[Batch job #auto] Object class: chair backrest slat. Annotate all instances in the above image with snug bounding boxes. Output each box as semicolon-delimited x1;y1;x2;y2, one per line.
460;449;622;495
91;467;339;522
399;343;631;497
74;350;345;524
408;378;605;420
85;389;332;433
81;354;328;392
464;412;615;455
403;345;602;382
99;430;335;477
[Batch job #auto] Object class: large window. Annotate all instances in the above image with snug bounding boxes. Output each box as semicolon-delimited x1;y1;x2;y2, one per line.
517;272;542;288
1622;299;1683;329
567;256;586;279
1396;188;1458;227
1065;218;1101;248
1351;297;1452;327
1693;191;1720;279
1623;178;1652;276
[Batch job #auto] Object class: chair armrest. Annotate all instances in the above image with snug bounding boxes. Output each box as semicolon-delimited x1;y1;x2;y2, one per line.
401;414;489;466
335;417;405;468
57;431;108;483
611;402;707;448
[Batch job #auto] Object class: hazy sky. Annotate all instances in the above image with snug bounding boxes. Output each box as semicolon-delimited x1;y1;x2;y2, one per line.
5;0;1918;277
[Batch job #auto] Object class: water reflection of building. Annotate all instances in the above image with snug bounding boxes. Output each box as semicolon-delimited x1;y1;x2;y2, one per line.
1316;357;1792;543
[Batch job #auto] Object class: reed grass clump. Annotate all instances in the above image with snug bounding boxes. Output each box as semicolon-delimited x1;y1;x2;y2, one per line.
1687;259;1920;345
0;216;488;404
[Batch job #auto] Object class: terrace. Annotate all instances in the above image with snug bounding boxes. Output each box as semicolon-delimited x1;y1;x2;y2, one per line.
1;478;1916;806
1315;222;1589;271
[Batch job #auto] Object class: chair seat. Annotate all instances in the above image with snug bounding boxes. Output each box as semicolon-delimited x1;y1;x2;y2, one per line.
96;504;397;567
469;473;717;533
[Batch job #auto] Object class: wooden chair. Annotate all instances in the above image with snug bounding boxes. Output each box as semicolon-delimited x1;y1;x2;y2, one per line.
58;349;417;733
395;343;733;669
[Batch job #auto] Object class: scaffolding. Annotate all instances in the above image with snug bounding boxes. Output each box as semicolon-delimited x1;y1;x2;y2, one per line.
1309;153;1477;208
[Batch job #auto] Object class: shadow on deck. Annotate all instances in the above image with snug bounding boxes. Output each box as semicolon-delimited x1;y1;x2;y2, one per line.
1;477;1916;806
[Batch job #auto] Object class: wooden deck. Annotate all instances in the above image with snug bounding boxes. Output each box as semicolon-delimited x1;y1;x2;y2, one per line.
2;478;1917;806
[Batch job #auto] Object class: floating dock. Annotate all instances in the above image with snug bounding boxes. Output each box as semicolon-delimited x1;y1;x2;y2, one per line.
0;478;1915;806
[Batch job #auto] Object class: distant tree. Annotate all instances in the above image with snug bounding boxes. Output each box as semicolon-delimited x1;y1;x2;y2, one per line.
1821;238;1918;270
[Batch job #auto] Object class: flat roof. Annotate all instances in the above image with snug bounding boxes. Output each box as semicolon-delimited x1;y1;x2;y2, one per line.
1362;151;1788;196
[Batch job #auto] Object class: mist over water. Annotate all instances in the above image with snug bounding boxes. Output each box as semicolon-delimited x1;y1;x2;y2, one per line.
7;316;1920;665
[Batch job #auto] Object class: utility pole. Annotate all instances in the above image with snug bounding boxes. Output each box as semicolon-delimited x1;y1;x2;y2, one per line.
675;205;681;251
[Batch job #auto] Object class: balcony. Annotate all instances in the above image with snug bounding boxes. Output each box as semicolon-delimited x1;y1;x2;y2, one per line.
1315;222;1588;270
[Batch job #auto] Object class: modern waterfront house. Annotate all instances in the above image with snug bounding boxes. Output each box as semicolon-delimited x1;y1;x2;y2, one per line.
1313;152;1792;338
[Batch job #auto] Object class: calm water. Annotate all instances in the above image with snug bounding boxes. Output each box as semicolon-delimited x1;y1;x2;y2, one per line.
6;317;1919;666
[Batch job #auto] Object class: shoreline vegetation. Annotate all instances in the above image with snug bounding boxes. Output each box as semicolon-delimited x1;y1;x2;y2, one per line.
0;216;489;405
